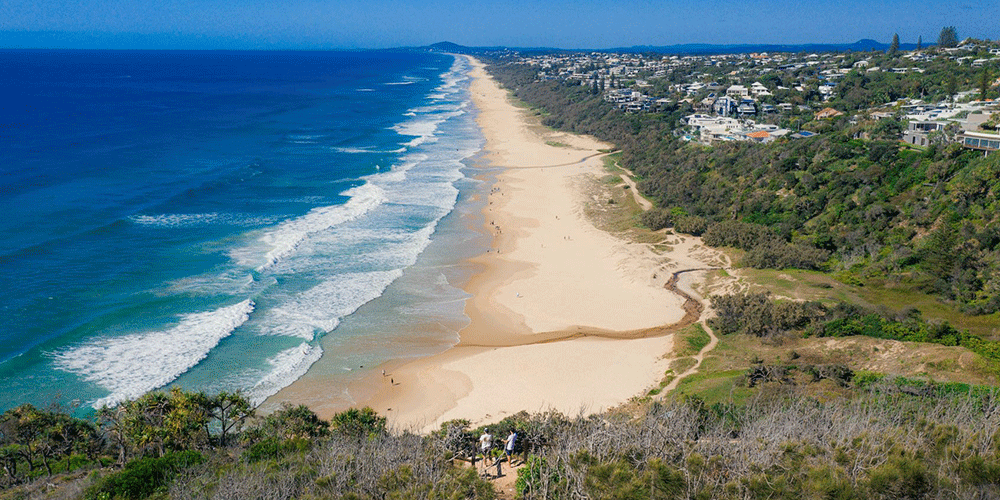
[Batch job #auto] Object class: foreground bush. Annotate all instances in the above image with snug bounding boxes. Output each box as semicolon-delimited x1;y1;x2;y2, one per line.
514;389;1000;499
85;450;204;500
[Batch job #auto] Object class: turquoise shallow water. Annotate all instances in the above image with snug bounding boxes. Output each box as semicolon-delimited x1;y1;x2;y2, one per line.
0;49;483;414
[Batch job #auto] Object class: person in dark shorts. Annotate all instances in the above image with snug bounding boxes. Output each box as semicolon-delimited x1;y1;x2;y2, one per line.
504;430;517;464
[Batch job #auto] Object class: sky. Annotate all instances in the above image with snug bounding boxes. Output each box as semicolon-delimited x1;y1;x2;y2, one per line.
1;0;998;50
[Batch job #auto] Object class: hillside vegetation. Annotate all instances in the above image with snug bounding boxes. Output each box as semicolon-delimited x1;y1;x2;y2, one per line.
3;384;999;499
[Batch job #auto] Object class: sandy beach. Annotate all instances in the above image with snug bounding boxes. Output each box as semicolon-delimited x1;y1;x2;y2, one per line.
342;56;729;432
274;55;722;432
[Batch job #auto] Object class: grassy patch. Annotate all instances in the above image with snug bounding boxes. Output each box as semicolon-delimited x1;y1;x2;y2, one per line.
582;174;645;236
545;140;571;148
856;286;1000;340
672;370;749;406
601;153;624;174
647;375;676;396
670;357;698;374
742;268;1000;340
674;324;711;356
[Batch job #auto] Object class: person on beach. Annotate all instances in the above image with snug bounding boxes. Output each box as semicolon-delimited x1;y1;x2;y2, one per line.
504;430;517;464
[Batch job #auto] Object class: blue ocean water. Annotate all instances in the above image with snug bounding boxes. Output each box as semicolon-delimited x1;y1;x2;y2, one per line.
0;49;483;412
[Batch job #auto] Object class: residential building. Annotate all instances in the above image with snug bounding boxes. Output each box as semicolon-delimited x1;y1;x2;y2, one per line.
902;121;947;147
726;85;750;98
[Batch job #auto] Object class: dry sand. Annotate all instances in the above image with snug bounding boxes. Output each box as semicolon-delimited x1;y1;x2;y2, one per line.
340;56;726;433
278;56;722;432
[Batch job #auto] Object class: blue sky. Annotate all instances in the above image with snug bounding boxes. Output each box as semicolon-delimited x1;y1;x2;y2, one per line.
1;0;997;50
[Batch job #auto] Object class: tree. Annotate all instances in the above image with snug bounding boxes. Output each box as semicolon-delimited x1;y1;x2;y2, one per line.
98;388;213;462
888;33;900;55
329;407;387;439
208;391;254;447
262;403;329;440
917;35;923;50
938;26;958;48
0;405;100;479
946;73;958;107
980;68;991;101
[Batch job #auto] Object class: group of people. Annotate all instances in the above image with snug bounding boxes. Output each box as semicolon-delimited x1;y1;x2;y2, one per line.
478;428;517;472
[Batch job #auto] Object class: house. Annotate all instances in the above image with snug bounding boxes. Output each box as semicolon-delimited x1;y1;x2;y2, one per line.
750;82;771;97
714;96;739;116
815;107;844;119
902;121;947;147
726;85;750;98
737;99;757;116
746;130;771;143
960;131;1000;155
959;112;999;155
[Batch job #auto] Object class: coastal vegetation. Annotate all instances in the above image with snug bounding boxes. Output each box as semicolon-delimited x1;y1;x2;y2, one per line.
4;382;999;499
485;48;1000;319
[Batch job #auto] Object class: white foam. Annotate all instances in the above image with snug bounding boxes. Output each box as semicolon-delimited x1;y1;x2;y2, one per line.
385;81;416;86
390;181;460;210
131;213;280;228
247;343;323;406
332;146;407;154
260;270;403;340
52;299;255;408
253;183;387;270
365;154;426;184
166;271;257;296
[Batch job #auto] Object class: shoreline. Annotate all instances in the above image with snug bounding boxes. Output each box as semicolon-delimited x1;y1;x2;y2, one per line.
277;55;721;432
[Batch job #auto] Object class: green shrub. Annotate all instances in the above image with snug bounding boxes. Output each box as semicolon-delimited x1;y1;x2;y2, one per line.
640;208;673;230
867;455;935;499
674;215;709;236
85;450;204;500
329;407;386;439
242;437;311;463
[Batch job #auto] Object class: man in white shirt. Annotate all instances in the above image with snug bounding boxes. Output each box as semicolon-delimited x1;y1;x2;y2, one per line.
504;430;517;465
479;428;493;460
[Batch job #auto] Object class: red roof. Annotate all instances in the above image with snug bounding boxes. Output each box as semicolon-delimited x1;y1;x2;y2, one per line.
747;131;771;138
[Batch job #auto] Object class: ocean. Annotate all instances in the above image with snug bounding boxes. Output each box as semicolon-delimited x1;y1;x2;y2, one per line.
0;49;485;413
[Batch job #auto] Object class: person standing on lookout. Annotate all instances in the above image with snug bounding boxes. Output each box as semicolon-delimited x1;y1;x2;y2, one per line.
479;428;493;464
504;430;517;465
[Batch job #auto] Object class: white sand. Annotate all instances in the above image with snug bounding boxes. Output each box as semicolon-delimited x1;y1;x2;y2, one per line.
278;56;720;432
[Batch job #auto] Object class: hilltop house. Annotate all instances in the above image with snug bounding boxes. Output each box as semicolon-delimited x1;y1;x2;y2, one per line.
959;112;999;155
815;107;844;119
737;99;757;117
726;85;750;98
961;131;1000;155
903;121;947;147
714;96;739;116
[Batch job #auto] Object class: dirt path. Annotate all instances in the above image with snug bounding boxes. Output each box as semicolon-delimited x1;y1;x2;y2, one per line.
475;457;524;499
615;161;653;211
608;160;725;398
658;268;721;394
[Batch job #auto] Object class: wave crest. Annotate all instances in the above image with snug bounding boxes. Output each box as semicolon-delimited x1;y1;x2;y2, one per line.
52;299;254;408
